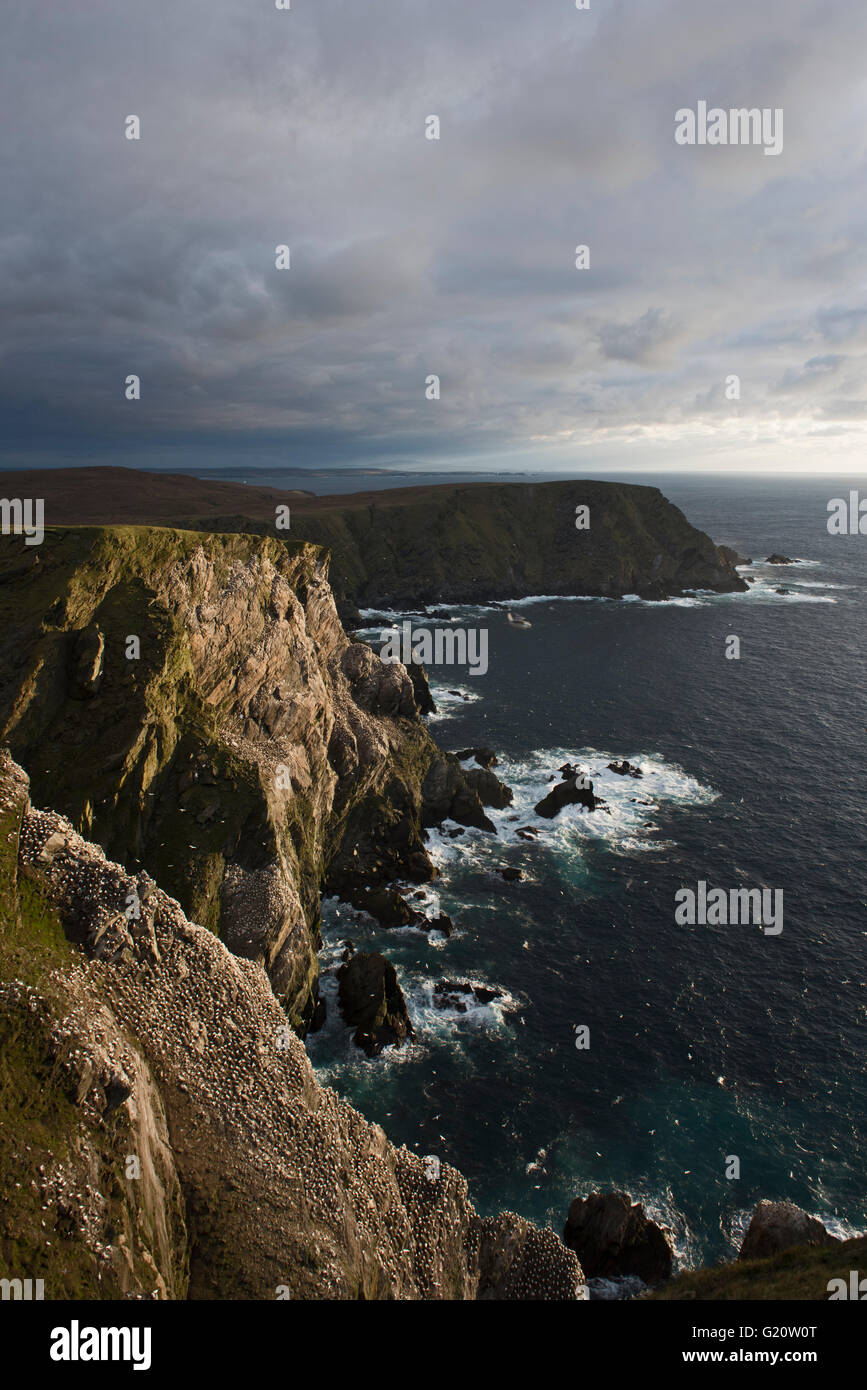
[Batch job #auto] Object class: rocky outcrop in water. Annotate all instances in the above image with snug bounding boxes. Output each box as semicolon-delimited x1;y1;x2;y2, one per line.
420;753;513;832
463;765;513;810
535;773;598;817
717;544;751;568
563;1191;674;1285
337;951;414;1055
454;747;498;768
433;979;503;1013
607;760;642;778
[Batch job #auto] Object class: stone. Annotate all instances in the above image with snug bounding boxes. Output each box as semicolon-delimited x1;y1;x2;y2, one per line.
738;1201;839;1262
563;1191;674;1285
534;774;597;818
337;952;414;1056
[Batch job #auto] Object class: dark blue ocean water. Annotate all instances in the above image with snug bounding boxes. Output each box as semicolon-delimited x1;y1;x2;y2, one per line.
293;471;867;1271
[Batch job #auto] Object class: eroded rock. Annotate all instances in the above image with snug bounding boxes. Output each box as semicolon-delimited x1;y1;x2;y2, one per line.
337;951;414;1056
738;1201;839;1262
562;1191;674;1285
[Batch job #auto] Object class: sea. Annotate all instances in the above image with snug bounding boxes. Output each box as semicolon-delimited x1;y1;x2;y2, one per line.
219;468;867;1278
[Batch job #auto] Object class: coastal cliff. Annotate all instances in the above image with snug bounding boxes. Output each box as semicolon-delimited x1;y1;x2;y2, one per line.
285;479;748;610
0;527;495;1031
1;759;858;1300
0;469;748;612
0;516;856;1302
0;750;580;1299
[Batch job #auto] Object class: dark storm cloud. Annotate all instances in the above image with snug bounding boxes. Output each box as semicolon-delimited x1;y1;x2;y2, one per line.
1;0;866;472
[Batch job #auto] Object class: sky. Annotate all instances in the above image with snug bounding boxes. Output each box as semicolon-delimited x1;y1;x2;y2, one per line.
2;0;867;475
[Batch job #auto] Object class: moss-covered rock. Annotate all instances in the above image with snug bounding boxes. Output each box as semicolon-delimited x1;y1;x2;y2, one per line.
0;527;455;1031
284;479;748;608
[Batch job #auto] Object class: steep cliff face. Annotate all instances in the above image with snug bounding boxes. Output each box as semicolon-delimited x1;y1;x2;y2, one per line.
0;756;189;1299
284;479;748;608
0;527;462;1030
0;751;582;1300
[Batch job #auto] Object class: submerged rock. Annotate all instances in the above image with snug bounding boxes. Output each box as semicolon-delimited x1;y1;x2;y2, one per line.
738;1201;839;1262
563;1191;674;1285
607;760;643;778
766;553;796;565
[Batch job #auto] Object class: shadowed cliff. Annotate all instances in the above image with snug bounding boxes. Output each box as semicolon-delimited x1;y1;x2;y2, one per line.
0;526;494;1031
0;467;747;608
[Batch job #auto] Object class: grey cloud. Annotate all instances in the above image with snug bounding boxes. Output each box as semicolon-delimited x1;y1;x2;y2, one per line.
598;309;681;364
1;0;866;471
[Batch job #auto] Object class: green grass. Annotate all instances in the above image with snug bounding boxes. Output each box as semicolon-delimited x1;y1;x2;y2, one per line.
648;1237;867;1300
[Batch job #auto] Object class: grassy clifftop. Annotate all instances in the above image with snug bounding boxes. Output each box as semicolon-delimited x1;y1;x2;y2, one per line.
286;479;747;608
648;1236;867;1300
0;468;747;608
0;526;315;940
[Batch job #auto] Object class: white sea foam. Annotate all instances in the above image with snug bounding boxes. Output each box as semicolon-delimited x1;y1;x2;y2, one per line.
307;893;513;1073
405;975;518;1034
426;747;717;874
782;580;853;590
359;566;842;635
739;577;836;604
426;683;483;719
622;593;702;608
